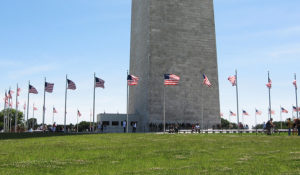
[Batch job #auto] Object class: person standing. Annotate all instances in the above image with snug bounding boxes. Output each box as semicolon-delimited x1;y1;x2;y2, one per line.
132;122;137;133
123;120;127;133
266;118;275;135
287;118;293;136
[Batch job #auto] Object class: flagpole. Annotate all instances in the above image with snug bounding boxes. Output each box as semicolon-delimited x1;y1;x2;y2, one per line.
163;84;166;134
42;77;46;131
23;103;26;131
8;87;11;132
52;106;54;124
235;70;240;133
255;109;257;134
280;106;282;129
32;104;34;130
14;84;18;132
93;73;96;132
127;70;129;133
295;73;299;119
268;71;272;121
64;75;68;133
26;81;30;131
3;91;6;132
77;109;78;133
201;80;204;133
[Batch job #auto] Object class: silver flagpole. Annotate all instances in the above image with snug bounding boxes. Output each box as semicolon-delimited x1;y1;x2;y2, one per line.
201;79;204;133
235;70;240;133
26;81;30;131
280;106;282;129
42;77;46;131
163;83;166;134
255;109;257;134
295;73;299;119
52;106;54;125
93;73;96;132
15;84;18;132
4;90;7;132
32;104;34;130
77;109;78;133
23;103;26;131
8;87;11;132
64;75;68;133
127;70;129;133
268;71;272;121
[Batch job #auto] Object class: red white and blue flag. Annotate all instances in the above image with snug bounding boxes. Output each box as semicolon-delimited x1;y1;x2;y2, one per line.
281;107;288;113
203;74;212;87
53;107;57;113
8;90;14;99
77;110;82;117
293;106;300;112
164;74;180;85
230;111;236;116
293;80;297;88
228;75;236;86
255;109;262;115
29;85;38;94
45;82;54;93
33;105;38;111
127;75;139;86
242;110;249;116
17;88;21;96
95;77;105;88
67;79;76;90
266;78;272;89
269;108;275;115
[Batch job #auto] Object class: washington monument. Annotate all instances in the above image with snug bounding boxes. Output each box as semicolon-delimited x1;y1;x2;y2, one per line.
129;0;220;131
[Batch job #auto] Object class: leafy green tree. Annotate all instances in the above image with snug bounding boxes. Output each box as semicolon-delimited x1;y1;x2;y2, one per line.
0;109;24;131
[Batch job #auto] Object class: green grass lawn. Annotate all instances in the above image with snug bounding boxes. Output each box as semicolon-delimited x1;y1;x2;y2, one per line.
0;134;299;175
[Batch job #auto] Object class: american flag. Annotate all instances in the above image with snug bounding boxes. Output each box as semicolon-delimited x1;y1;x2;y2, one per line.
164;74;180;85
4;92;8;105
95;77;105;88
8;90;14;99
269;108;275;115
293;106;300;112
281;107;288;113
228;75;236;86
293;80;297;88
230;111;236;116
77;110;82;117
203;74;212;87
29;85;38;94
255;109;262;115
9;102;13;107
17;88;21;96
33;105;38;111
127;75;139;86
242;110;249;116
23;102;26;110
67;79;76;90
266;78;272;89
53;107;57;113
45;82;54;93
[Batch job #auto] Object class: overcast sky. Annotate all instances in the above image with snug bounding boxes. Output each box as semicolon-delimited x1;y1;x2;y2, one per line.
0;0;299;126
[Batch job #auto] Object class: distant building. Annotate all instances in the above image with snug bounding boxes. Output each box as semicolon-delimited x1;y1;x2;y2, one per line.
97;113;140;133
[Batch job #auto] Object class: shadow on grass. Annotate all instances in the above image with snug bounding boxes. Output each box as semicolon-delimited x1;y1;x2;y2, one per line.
0;132;96;140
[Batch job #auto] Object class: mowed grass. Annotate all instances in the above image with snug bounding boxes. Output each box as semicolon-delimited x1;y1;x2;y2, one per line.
0;134;299;175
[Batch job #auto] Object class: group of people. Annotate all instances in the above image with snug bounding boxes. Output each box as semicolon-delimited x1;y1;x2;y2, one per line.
265;118;300;136
122;120;137;133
